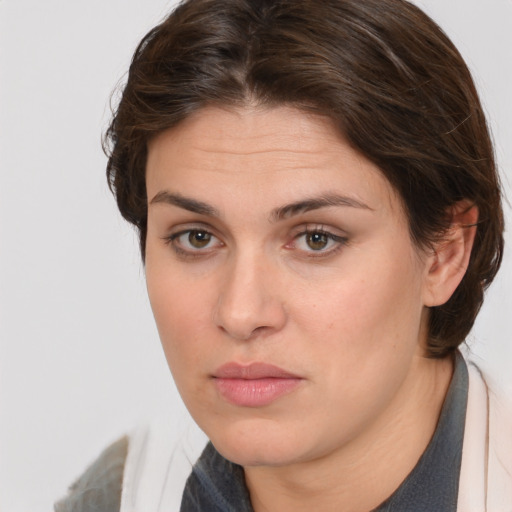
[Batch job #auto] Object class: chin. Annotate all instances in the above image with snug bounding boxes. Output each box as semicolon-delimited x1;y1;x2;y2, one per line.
206;418;309;468
214;441;298;468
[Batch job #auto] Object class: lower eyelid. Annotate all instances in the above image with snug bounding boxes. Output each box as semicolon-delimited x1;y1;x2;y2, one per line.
302;239;347;258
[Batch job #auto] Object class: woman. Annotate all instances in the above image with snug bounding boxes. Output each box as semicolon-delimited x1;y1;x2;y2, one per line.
56;0;511;510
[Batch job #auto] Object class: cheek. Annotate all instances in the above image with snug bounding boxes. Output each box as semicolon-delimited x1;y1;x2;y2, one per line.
147;282;215;411
145;258;213;378
295;244;425;369
289;255;425;431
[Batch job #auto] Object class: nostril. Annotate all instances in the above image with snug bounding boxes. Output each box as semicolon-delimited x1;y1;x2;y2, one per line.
214;302;286;341
212;260;287;340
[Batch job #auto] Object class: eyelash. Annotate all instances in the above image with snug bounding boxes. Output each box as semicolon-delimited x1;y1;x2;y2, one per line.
289;227;348;258
163;226;348;259
163;228;223;258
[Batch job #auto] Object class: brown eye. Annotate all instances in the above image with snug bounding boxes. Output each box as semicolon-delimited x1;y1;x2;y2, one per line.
306;232;329;251
188;230;212;248
291;229;347;255
167;228;222;256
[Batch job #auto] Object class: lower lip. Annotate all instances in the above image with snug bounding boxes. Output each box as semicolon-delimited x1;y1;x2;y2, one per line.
214;377;302;407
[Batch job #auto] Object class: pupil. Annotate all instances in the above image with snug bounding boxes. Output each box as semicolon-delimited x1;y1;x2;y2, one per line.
307;232;328;250
189;230;211;248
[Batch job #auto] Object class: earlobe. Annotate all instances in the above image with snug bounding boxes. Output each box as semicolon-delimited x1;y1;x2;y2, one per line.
423;201;478;307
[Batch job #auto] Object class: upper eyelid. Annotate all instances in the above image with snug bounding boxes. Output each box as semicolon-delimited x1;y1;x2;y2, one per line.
164;224;346;240
167;220;217;231
169;227;213;237
300;229;347;241
293;230;347;245
168;228;220;244
291;223;347;237
165;223;220;240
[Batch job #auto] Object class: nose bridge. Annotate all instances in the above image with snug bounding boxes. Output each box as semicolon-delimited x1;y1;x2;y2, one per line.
214;246;285;340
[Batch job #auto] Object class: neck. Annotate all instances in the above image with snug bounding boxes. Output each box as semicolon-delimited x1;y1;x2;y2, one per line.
244;354;454;512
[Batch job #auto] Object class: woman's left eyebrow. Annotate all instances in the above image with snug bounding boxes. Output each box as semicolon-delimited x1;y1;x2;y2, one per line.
270;193;372;221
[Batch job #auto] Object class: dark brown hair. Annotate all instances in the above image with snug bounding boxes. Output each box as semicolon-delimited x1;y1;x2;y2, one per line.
105;0;504;357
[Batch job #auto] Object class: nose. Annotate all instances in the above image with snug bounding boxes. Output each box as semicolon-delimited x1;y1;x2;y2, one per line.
213;252;287;341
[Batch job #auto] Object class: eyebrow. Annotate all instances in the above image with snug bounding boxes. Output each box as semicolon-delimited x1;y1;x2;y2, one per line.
149;191;372;220
150;191;220;217
270;194;372;221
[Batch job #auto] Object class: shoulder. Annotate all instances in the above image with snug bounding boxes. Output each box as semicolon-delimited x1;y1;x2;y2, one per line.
54;436;128;512
54;418;208;512
121;418;209;511
460;349;512;509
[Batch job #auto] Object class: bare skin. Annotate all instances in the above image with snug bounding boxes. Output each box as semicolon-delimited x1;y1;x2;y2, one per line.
144;105;477;512
245;354;453;512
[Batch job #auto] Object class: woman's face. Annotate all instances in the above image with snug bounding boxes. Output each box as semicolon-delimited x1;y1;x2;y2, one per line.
145;106;433;467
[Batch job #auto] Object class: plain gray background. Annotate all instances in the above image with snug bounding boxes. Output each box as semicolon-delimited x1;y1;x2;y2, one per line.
1;1;511;510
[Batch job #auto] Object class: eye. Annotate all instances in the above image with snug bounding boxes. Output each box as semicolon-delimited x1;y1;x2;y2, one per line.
291;228;347;255
304;232;330;251
166;228;222;255
184;230;212;249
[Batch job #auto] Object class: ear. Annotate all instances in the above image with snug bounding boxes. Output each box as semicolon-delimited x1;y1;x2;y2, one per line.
422;201;478;307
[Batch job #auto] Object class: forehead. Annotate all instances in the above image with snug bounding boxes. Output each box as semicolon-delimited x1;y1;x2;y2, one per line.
148;105;345;168
146;105;404;217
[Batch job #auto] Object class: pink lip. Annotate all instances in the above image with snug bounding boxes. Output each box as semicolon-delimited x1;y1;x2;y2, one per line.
212;363;302;407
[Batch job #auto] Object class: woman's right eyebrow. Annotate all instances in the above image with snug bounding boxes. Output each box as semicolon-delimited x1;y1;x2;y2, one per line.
149;191;219;217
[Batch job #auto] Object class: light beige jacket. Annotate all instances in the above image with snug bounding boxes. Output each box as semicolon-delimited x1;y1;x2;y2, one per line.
457;359;512;511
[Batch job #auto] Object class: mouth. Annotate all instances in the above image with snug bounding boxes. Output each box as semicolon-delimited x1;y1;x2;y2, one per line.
212;362;303;407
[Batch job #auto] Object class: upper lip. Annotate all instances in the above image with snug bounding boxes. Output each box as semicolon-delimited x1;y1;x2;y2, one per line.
213;362;301;379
